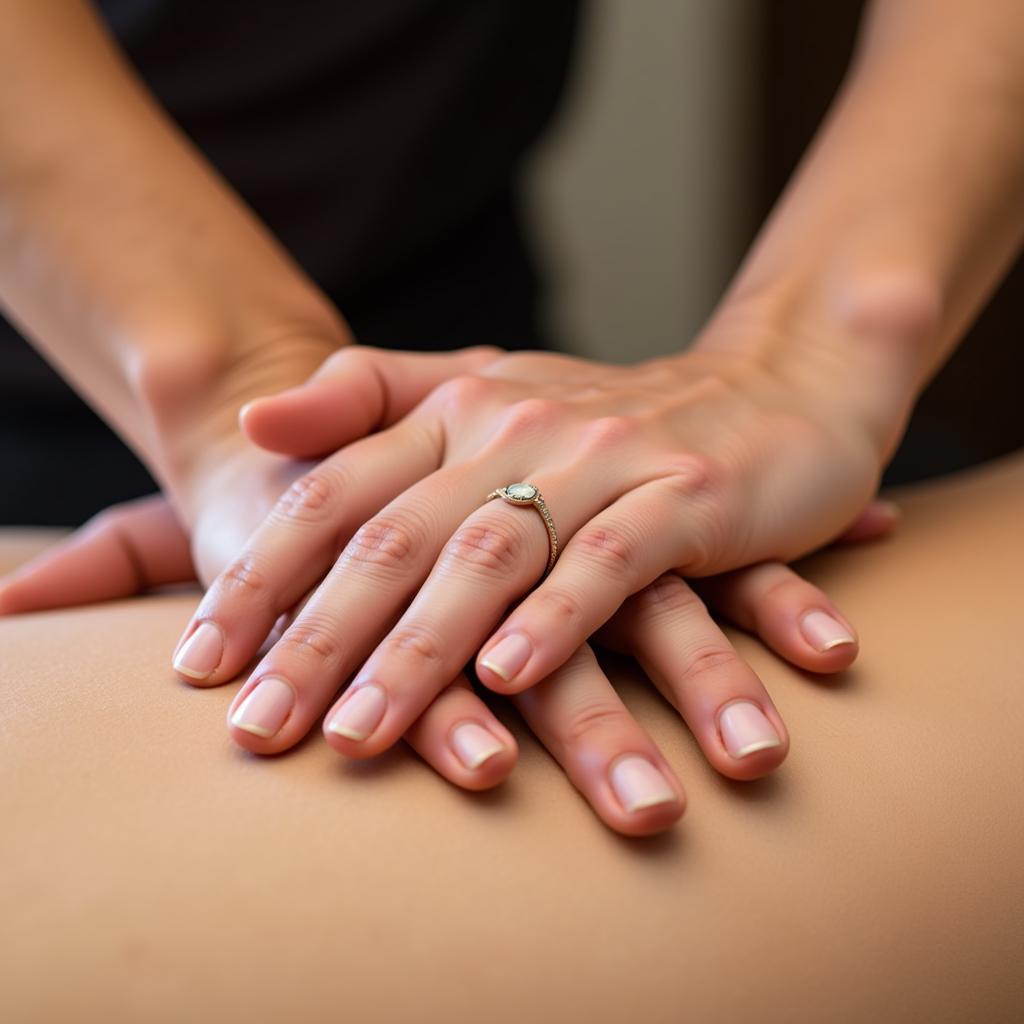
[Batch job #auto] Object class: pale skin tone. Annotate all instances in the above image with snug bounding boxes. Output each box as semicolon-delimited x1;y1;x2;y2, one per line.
1;0;1023;835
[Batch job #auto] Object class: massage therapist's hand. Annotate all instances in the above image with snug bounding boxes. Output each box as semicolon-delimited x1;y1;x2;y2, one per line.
179;310;905;791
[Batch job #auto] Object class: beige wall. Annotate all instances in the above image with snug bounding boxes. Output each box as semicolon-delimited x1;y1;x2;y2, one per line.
526;0;758;363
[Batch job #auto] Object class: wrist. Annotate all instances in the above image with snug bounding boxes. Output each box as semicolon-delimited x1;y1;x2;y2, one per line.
693;262;943;465
128;307;350;519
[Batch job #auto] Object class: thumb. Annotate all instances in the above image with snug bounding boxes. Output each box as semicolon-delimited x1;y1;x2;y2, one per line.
0;494;194;615
239;343;505;458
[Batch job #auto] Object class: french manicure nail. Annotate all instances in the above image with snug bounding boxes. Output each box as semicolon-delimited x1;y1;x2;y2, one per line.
327;684;388;741
609;756;678;813
451;722;505;769
173;621;223;679
718;701;782;758
230;677;295;738
479;633;532;683
800;609;856;652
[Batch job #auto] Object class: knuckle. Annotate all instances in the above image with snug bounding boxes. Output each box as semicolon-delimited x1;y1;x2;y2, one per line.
656;453;735;573
499;397;566;436
535;586;586;627
681;642;737;678
482;350;568;377
431;373;495;413
218;555;269;602
633;572;701;618
86;503;136;536
657;451;723;499
444;520;525;577
466;343;505;363
323;346;363;373
382;622;446;665
277;617;342;662
757;570;807;609
562;699;628;747
272;469;340;525
683;501;734;575
570;523;637;580
578;414;642;454
343;512;422;576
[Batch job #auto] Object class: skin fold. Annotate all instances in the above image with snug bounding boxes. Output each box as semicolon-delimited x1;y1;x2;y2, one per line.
1;0;1023;834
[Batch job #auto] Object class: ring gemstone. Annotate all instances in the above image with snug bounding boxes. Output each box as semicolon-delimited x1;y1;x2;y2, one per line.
485;480;557;578
506;483;538;500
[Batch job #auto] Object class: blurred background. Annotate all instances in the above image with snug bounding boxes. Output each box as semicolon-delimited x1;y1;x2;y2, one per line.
527;0;755;365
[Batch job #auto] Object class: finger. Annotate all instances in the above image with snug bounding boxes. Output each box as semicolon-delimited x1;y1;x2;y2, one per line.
596;572;790;782
240;344;505;458
0;494;194;614
222;386;616;752
171;416;441;686
229;566;519;785
227;411;672;756
215;450;527;752
833;498;901;544
239;457;537;757
316;464;622;760
690;561;859;673
401;675;518;791
512;643;685;837
476;475;704;694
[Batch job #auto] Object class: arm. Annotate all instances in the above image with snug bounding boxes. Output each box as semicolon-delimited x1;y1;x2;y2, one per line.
697;0;1024;461
0;0;351;516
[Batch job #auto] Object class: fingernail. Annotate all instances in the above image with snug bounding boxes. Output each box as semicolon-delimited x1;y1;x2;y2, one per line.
609;756;678;813
800;609;856;652
327;684;388;741
230;677;295;738
479;633;532;683
718;701;782;758
173;621;223;679
451;722;506;769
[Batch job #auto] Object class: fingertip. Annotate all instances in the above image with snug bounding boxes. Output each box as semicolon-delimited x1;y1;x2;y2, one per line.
475;662;520;694
713;700;790;781
605;794;685;838
475;635;536;694
601;754;687;836
0;573;64;616
446;723;518;791
875;498;902;523
240;379;371;458
237;397;260;435
172;619;227;686
237;391;300;453
797;608;859;668
0;580;22;615
836;499;901;544
716;744;789;783
401;683;520;791
731;570;861;674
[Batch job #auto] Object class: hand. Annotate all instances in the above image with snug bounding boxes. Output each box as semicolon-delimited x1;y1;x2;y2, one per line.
174;334;893;827
0;485;896;836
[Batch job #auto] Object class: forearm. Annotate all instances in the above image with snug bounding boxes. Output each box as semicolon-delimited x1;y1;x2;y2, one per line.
698;0;1024;460
0;0;350;508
